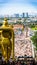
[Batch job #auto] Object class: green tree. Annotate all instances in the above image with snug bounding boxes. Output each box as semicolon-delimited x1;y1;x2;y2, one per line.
31;31;37;50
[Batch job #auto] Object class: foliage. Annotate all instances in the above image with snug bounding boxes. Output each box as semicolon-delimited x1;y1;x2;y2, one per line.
30;24;35;28
31;31;37;50
16;21;22;24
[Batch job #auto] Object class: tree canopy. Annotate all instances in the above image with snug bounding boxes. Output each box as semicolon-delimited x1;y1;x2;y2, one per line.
31;31;37;50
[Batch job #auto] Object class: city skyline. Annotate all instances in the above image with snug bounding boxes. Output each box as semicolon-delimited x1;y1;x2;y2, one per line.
0;0;37;15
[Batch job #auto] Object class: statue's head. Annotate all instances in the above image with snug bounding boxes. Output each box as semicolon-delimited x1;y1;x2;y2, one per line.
4;18;7;21
3;18;8;26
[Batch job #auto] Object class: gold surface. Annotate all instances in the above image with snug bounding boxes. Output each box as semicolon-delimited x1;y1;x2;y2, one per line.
0;18;15;62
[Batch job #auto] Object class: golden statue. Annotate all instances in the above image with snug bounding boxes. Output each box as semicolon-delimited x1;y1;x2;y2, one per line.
0;18;15;62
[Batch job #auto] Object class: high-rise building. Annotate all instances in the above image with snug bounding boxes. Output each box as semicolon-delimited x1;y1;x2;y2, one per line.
22;13;25;18
26;12;28;18
14;14;19;18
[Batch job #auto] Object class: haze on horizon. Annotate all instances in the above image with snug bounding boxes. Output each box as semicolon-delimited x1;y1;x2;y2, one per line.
0;0;37;15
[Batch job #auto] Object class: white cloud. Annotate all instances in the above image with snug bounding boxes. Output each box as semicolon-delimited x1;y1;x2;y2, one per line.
0;1;37;15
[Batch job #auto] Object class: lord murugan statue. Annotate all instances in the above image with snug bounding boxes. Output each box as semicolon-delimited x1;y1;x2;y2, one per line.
0;18;15;62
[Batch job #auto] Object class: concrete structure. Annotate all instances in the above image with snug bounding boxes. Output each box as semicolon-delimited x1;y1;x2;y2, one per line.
22;13;25;18
25;13;28;17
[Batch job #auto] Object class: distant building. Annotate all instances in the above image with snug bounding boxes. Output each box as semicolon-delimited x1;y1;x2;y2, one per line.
26;12;28;18
22;13;25;18
14;14;19;18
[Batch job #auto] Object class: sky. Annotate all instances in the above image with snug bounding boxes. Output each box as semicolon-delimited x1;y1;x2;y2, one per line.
0;0;37;15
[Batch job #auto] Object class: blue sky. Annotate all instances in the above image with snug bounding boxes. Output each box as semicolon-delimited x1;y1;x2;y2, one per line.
0;0;37;15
